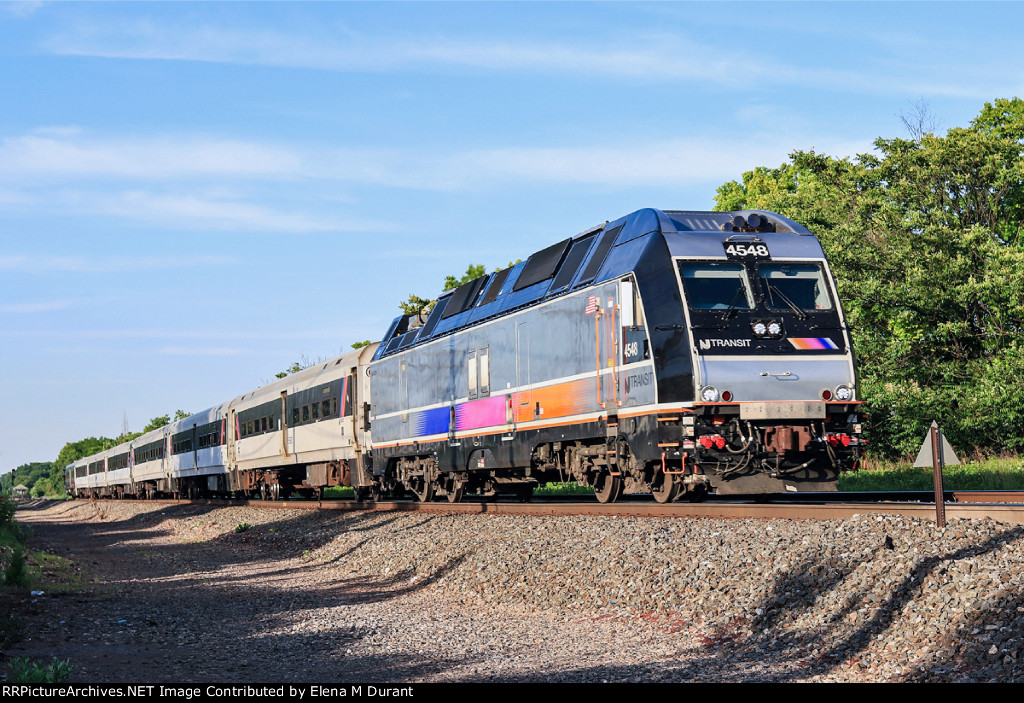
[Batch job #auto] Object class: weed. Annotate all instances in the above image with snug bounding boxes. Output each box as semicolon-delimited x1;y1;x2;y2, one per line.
0;496;15;526
4;548;28;587
0;609;23;648
8;656;73;684
234;522;251;533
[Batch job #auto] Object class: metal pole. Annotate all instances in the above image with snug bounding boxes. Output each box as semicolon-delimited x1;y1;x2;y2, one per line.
931;424;946;528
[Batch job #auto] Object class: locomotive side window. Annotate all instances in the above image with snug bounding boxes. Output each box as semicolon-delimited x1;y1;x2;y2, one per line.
678;262;754;310
759;264;833;311
479;347;490;396
467;350;478;400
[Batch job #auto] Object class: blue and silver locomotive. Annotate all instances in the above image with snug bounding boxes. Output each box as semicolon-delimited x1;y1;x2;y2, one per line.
365;208;862;503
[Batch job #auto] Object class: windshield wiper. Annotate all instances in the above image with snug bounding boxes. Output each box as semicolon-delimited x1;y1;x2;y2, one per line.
719;287;747;321
764;281;808;320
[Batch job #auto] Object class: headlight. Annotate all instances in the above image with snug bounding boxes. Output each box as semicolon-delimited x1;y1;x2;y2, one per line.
752;321;767;336
834;385;853;401
700;386;719;402
767;321;783;336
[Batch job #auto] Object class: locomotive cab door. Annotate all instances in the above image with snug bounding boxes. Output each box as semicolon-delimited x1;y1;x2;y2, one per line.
595;291;621;411
515;322;532;424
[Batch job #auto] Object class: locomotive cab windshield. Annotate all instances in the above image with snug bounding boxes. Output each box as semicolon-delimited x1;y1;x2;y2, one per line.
667;220;861;492
679;260;834;316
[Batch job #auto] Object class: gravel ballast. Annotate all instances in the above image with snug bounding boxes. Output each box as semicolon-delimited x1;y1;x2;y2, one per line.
9;500;1024;683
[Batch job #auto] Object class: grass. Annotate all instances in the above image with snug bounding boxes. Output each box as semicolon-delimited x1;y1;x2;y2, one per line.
840;455;1024;491
535;482;594;496
25;550;92;594
0;494;91;597
7;656;73;683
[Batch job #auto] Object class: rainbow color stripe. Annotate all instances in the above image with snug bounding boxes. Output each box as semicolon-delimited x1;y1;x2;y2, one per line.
788;337;839;350
408;375;596;438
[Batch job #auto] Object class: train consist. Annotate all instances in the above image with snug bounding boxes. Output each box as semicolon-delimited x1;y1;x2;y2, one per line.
66;208;863;503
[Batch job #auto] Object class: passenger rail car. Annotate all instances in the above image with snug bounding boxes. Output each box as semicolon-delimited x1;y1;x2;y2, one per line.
66;208;861;504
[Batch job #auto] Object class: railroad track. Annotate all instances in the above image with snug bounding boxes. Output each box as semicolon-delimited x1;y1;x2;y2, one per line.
91;490;1024;524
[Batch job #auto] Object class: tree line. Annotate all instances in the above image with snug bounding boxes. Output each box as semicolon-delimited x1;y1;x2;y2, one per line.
4;412;191;497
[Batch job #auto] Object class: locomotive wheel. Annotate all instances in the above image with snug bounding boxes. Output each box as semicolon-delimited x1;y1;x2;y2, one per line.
411;478;435;502
593;471;623;504
446;481;465;503
651;473;681;504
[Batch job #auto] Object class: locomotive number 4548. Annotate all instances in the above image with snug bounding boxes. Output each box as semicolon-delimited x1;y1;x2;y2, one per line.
723;242;771;259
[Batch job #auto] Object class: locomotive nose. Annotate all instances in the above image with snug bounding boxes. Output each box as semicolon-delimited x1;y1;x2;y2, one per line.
697;356;854;404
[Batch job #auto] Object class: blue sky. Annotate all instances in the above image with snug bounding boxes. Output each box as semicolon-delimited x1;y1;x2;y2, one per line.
2;1;1022;475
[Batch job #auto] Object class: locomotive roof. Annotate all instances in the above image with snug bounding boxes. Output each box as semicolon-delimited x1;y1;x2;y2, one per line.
373;207;826;360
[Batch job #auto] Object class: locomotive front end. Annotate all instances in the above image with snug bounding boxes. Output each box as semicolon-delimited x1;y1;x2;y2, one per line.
669;212;862;493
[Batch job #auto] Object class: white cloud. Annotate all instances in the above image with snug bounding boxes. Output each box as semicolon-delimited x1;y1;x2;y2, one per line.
40;21;1012;100
3;1;43;18
159;346;244;356
0;253;236;273
365;135;876;191
0;130;302;181
0;300;72;314
0;129;397;231
91;190;353;233
0;125;877;233
41;22;779;88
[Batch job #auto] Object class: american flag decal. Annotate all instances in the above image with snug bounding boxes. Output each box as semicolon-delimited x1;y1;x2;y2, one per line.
584;295;598;315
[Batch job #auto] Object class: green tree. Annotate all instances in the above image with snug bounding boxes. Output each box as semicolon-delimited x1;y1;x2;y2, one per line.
442;264;487;292
397;294;435;317
143;415;170;433
55;438;112;474
714;99;1024;456
399;264;489;317
5;462;55;496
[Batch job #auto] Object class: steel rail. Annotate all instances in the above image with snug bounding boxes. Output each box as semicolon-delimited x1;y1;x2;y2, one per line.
132;496;1024;524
